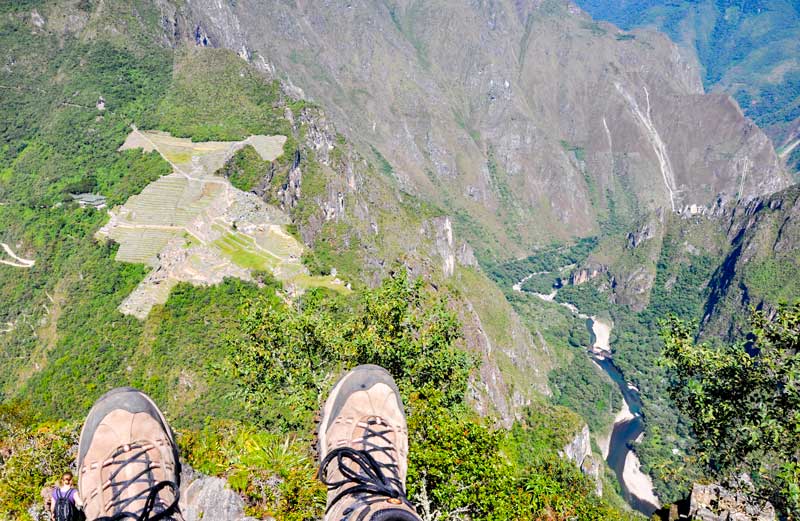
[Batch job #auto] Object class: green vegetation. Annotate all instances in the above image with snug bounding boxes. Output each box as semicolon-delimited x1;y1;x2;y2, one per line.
0;404;80;520
228;270;472;431
508;289;622;435
580;21;608;36
609;226;718;502
215;232;278;271
495;218;727;504
217;145;272;192
744;258;800;304
223;272;631;520
370;145;395;177
487;238;624;471
662;303;800;516
556;281;612;317
485;236;598;290
179;420;324;520
549;356;623;434
153;48;291;142
1;272;633;520
560;140;586;162
486;147;524;245
1;2;738;518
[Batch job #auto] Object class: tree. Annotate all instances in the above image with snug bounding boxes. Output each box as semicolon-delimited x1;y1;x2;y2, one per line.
661;303;800;515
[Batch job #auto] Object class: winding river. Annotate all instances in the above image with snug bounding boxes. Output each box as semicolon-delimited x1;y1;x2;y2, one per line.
516;277;660;515
592;351;660;515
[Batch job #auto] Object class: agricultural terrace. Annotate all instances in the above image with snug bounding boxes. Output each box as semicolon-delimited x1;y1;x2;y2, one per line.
98;128;346;319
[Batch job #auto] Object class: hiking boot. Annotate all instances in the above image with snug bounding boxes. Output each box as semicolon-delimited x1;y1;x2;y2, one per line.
78;387;182;521
318;365;421;521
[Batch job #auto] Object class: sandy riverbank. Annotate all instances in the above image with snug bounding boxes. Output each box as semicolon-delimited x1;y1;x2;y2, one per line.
623;437;661;508
591;317;612;354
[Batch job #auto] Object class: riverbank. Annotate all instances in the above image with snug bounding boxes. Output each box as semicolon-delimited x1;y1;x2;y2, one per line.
520;274;660;515
598;397;633;459
590;317;612;355
623;436;661;508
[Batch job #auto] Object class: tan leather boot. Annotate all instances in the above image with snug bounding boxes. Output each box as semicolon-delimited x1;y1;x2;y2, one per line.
78;387;182;521
318;365;421;521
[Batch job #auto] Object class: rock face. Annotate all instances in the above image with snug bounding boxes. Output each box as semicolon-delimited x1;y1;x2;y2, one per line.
688;483;776;521
570;263;608;285
701;185;800;340
179;466;261;521
561;424;603;496
423;216;478;277
626;210;663;249
174;0;789;257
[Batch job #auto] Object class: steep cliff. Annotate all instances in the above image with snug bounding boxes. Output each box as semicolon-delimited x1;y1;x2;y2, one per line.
701;184;800;340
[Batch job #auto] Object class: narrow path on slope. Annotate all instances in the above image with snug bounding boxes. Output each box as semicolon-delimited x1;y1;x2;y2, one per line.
1;243;35;267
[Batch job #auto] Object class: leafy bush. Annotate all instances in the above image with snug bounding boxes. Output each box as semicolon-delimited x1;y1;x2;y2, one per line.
408;395;631;520
228;270;472;431
661;303;800;516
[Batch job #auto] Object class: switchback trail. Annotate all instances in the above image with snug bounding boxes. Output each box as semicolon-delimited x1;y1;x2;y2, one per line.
0;243;35;268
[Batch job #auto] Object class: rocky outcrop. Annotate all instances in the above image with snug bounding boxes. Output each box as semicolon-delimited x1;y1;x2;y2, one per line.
561;424;602;496
688;482;775;521
611;267;656;312
179;466;262;521
570;263;608;285
626;210;664;249
607;210;667;310
423;216;478;277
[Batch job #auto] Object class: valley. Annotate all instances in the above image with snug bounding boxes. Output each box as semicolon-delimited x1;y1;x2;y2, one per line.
516;268;660;515
0;0;798;519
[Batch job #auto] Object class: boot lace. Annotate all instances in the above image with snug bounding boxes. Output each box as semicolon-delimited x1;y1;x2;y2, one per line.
318;418;412;517
94;441;180;521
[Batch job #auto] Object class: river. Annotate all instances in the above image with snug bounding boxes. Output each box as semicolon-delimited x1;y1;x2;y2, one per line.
592;353;660;515
517;277;660;515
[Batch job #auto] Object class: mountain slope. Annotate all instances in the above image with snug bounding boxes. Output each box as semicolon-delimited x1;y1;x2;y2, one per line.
701;184;800;339
179;0;789;259
0;0;551;425
575;0;800;173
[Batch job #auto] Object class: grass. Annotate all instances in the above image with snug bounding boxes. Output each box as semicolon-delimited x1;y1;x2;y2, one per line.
214;232;278;271
161;150;193;165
